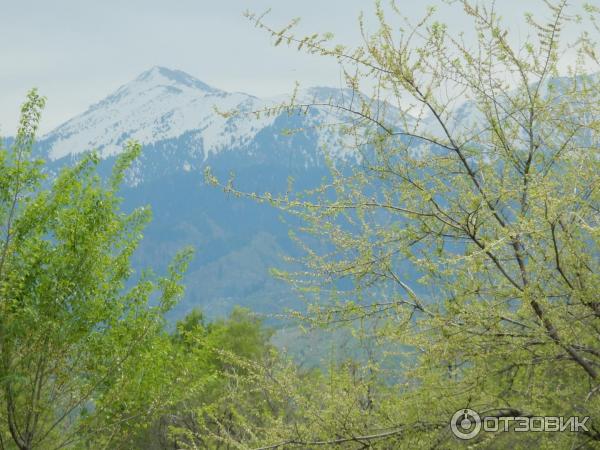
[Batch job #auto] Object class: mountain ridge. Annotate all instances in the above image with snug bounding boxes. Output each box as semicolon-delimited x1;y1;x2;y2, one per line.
39;66;361;166
30;66;355;319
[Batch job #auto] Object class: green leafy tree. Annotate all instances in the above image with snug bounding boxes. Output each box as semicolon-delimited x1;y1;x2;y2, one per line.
206;1;600;447
0;90;192;449
133;307;276;449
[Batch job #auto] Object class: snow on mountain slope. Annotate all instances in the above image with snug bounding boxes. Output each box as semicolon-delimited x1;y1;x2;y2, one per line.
43;66;278;160
41;67;404;164
42;67;596;167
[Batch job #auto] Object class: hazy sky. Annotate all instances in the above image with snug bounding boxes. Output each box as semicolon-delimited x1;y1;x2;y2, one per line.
0;0;587;134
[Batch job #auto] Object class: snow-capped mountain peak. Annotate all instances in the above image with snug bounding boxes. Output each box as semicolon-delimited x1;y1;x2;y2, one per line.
40;66;390;173
133;66;222;94
42;67;271;160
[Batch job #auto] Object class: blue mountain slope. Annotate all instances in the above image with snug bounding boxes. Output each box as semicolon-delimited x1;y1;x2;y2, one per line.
34;68;349;321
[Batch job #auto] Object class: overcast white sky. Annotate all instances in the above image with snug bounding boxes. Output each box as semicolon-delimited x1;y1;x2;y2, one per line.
0;0;588;134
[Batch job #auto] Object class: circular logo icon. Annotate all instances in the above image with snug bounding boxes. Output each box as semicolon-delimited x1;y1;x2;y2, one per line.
450;409;482;440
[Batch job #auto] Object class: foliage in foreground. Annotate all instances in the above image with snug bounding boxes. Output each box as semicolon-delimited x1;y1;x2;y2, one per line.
0;91;193;449
202;0;600;448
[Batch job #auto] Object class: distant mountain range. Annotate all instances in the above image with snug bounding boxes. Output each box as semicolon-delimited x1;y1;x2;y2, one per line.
26;66;593;324
39;66;358;168
33;66;365;321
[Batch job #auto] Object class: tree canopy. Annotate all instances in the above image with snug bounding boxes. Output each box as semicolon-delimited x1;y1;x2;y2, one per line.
0;90;192;449
204;0;600;447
